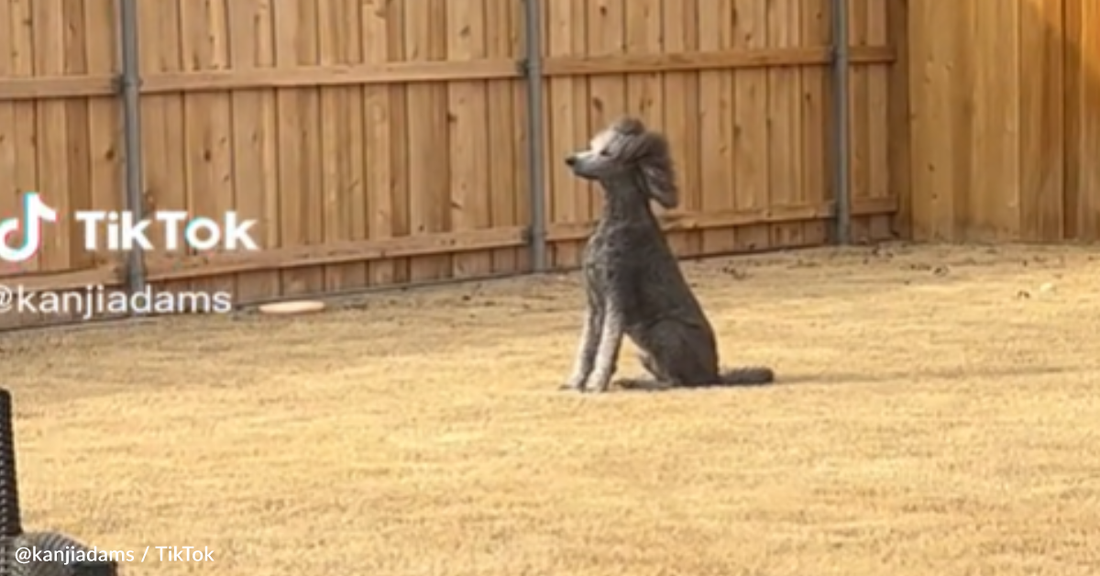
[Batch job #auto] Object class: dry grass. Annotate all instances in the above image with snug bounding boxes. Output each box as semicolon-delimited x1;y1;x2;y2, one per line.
3;243;1100;576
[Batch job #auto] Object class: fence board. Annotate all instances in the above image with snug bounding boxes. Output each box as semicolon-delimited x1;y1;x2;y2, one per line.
865;0;892;241
661;0;702;258
318;0;367;292
801;0;831;247
697;0;735;259
362;0;406;287
543;0;586;269
767;0;806;249
85;0;123;276
1066;0;1100;240
34;0;70;275
886;0;911;239
733;0;772;253
485;0;520;274
404;0;451;282
847;0;871;243
137;0;191;298
1018;0;1065;241
227;0;281;303
447;0;493;280
0;0;905;330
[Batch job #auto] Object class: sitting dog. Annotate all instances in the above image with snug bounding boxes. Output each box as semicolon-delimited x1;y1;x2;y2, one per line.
561;116;775;393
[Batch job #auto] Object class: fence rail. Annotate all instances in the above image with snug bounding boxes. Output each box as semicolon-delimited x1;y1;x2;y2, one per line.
0;0;902;330
0;46;897;101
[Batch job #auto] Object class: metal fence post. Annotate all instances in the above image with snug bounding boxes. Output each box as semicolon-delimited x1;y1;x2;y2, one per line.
830;0;852;245
521;0;548;272
118;0;147;296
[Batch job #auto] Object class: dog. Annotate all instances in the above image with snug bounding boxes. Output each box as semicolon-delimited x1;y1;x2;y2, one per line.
560;116;775;393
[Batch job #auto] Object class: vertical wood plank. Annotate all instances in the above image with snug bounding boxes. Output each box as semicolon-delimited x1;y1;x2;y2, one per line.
585;0;627;222
865;0;892;240
886;0;911;240
228;0;283;303
908;0;960;240
1018;0;1064;242
179;0;236;299
626;0;673;245
800;0;830;246
387;2;411;284
404;0;453;281
845;0;871;242
318;0;367;291
137;0;190;293
510;1;531;273
544;0;587;269
361;0;406;286
767;0;805;248
10;0;36;275
733;0;771;252
0;0;18;276
0;0;36;330
662;0;702;258
972;0;1021;240
84;0;123;279
697;0;735;257
1063;0;1081;239
446;0;492;279
949;1;975;241
273;0;325;296
624;0;665;126
1071;0;1100;239
485;0;522;274
969;0;992;238
61;0;94;273
33;0;69;273
272;0;303;294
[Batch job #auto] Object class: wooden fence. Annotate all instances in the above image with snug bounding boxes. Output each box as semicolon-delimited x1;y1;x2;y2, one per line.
904;0;1100;242
0;0;900;328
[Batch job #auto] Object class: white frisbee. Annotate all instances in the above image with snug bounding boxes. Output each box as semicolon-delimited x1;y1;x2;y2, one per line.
258;300;326;315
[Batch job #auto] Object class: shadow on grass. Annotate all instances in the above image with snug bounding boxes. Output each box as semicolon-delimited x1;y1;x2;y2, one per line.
595;364;1085;393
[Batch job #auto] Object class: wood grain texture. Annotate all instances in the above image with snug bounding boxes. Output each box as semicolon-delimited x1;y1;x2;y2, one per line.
907;0;1098;242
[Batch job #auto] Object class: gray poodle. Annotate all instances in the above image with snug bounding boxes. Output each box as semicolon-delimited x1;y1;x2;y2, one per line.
561;116;775;393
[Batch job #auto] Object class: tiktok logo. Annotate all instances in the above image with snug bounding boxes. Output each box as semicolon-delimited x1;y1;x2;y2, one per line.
0;192;58;263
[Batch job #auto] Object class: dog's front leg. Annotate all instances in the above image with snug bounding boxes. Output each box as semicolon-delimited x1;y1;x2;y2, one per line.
562;303;603;391
585;304;625;393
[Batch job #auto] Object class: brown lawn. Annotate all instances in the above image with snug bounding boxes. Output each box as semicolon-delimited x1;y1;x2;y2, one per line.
3;243;1099;576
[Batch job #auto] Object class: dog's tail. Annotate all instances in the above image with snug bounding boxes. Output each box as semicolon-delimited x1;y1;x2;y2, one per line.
709;366;775;387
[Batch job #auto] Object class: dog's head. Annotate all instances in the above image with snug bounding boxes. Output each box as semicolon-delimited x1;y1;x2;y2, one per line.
563;116;679;209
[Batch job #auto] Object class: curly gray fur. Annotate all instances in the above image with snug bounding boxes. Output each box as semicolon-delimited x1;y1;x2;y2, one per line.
0;389;96;576
560;116;775;393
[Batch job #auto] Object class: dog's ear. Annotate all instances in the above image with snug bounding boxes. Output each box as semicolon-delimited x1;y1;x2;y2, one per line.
637;133;679;209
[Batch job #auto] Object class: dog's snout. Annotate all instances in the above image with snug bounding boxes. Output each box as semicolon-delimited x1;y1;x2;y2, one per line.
564;155;576;167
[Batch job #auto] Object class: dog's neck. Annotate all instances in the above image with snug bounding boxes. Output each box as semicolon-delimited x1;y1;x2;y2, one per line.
597;172;656;224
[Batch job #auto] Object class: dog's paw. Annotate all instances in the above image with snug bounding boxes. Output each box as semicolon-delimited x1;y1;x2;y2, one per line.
584;378;612;394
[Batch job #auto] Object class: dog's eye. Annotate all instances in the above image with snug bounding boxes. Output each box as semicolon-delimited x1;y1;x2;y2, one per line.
599;149;611;157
